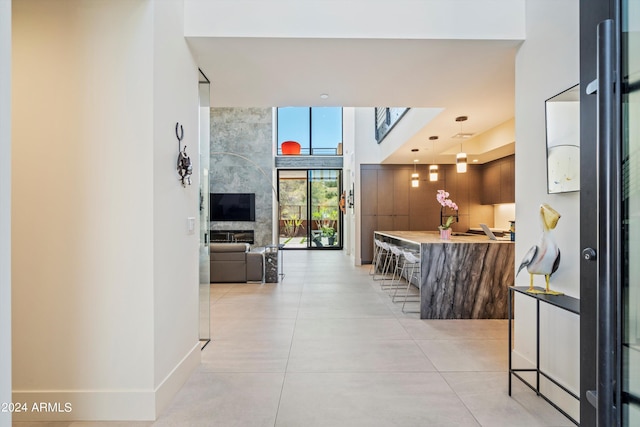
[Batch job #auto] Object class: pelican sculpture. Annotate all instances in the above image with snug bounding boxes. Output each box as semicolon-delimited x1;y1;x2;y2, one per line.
517;204;563;295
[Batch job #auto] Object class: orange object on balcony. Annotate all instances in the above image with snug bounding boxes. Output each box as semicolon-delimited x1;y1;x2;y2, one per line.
281;140;301;155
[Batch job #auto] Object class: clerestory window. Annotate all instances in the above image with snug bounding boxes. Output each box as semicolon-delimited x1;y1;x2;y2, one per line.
277;107;343;155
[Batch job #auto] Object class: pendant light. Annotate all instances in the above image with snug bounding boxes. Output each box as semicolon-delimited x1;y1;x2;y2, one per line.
455;116;468;173
456;148;467;173
428;136;439;181
410;149;420;187
412;159;420;187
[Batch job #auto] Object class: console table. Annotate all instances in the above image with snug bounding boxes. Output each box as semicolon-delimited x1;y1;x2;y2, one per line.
508;286;580;426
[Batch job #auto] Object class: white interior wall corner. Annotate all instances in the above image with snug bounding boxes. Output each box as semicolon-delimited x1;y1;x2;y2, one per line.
0;1;11;426
151;0;201;416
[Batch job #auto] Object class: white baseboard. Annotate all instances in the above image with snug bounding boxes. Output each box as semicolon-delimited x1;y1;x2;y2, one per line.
12;342;201;421
155;341;201;418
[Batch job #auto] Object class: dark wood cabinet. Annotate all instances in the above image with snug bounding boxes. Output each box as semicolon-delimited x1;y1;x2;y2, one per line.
361;169;378;215
377;170;394;215
482;162;501;204
481;155;515;204
359;157;514;263
500;159;515;202
393;169;410;215
360;214;378;262
360;165;417;263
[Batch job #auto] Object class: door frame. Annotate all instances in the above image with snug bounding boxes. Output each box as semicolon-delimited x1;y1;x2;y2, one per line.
580;0;625;425
277;168;344;250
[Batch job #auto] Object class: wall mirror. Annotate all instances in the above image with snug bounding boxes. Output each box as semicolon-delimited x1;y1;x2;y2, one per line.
546;84;580;193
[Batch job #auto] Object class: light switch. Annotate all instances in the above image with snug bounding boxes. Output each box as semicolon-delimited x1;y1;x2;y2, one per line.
187;217;196;234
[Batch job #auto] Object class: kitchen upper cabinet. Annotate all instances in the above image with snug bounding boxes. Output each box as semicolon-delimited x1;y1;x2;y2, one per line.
481;155;515;204
500;158;515;202
377;169;394;215
482;162;501;204
393;168;410;215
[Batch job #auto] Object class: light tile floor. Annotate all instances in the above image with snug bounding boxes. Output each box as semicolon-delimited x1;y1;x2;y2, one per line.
14;250;574;427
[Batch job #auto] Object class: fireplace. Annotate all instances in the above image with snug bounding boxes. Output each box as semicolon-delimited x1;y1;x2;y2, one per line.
209;230;254;244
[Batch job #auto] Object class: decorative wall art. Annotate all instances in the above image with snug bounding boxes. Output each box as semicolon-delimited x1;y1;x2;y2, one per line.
176;122;192;187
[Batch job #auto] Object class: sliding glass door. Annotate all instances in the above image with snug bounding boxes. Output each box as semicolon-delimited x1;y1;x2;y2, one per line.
278;170;308;248
309;170;341;248
621;0;640;423
278;169;342;249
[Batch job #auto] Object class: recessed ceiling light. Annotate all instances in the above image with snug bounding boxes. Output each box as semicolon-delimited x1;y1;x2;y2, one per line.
320;93;329;99
473;159;479;163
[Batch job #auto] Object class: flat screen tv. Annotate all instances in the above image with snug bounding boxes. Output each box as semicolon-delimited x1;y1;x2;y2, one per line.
210;193;256;222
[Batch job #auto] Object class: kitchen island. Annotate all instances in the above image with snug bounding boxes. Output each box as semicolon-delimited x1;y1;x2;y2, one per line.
374;231;515;319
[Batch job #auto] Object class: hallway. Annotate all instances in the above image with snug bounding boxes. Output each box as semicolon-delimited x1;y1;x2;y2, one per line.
155;250;572;426
15;250;573;426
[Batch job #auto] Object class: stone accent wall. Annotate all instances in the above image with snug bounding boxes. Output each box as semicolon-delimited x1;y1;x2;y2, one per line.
210;108;274;248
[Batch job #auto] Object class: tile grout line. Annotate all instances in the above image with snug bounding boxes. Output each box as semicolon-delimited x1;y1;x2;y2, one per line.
271;270;306;427
439;371;485;427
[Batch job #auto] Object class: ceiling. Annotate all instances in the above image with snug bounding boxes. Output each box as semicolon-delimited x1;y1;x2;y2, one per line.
188;37;522;164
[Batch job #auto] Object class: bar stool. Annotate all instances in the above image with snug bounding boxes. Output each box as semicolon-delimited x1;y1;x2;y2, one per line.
372;240;391;281
390;249;416;302
369;237;381;276
379;242;395;289
384;244;406;293
399;250;421;313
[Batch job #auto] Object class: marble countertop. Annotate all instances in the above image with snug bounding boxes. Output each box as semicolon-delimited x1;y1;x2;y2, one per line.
374;230;514;244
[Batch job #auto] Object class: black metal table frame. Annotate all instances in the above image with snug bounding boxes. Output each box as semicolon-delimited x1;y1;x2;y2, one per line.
508;286;580;426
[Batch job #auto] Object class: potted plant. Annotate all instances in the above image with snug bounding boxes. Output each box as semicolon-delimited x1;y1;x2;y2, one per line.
282;214;303;238
322;226;336;245
436;190;458;240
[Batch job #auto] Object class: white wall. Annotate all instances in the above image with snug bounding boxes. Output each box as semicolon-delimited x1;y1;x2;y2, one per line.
12;0;199;420
494;203;515;231
377;108;443;163
353;108;378;265
514;0;580;420
151;0;201;416
0;1;11;426
184;0;525;40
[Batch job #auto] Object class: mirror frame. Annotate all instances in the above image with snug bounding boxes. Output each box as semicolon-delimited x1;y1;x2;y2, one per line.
545;84;581;194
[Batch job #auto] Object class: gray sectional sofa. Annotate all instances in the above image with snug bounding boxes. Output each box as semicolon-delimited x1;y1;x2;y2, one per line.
209;243;263;283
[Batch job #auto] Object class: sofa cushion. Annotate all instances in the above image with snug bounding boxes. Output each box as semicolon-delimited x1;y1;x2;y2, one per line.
211;252;245;262
211;260;247;283
246;252;264;282
210;243;249;253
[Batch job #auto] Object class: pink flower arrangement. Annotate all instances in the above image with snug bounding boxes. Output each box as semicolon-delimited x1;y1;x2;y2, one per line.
437;190;458;229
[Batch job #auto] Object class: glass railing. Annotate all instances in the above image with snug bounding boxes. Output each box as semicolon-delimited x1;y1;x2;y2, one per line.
375;107;410;143
276;146;342;156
